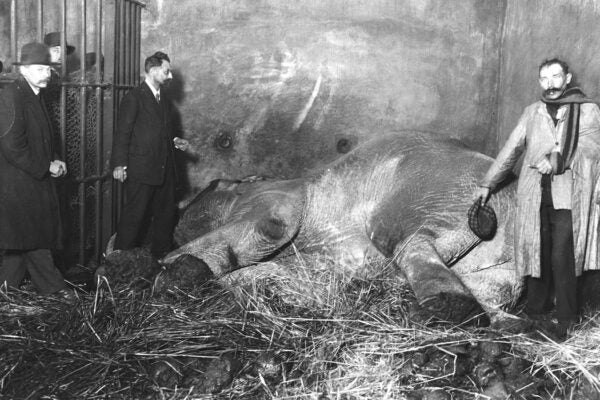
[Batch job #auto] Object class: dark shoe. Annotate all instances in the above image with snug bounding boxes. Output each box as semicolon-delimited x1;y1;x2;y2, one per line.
552;323;570;342
557;319;576;333
52;288;78;302
540;319;575;342
523;307;552;322
525;312;551;322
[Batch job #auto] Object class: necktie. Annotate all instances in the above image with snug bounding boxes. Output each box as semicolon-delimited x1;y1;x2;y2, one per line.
156;92;160;104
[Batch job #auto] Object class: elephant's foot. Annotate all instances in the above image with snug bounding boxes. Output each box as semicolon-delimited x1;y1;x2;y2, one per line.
96;247;162;288
419;292;490;327
154;254;215;292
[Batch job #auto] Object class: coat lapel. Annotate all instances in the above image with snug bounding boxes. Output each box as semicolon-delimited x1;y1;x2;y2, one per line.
141;82;170;140
17;79;53;156
141;82;163;121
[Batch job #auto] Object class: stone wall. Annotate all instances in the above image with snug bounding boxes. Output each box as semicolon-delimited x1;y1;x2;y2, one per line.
140;0;506;191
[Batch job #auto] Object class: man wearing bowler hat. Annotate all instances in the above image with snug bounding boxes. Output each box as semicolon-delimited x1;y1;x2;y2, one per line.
0;42;74;300
44;31;75;65
42;31;75;140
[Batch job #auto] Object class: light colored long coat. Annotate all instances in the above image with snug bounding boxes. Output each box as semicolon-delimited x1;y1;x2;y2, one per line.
481;101;600;278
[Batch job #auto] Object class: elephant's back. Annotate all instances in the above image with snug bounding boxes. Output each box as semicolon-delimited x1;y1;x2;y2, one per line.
299;131;514;265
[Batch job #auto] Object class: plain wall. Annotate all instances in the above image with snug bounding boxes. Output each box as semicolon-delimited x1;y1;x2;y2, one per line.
140;0;506;191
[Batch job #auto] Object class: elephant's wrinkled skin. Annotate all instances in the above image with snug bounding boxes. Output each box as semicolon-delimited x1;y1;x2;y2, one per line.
163;131;522;326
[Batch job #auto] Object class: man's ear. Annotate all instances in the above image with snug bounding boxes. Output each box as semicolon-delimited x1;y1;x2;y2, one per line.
566;72;572;85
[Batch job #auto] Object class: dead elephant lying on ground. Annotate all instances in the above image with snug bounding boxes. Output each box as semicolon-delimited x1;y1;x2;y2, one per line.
159;130;527;327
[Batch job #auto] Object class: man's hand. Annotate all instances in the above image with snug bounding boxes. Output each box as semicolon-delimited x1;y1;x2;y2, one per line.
49;160;67;178
113;166;127;182
173;137;190;151
473;186;491;205
531;157;553;175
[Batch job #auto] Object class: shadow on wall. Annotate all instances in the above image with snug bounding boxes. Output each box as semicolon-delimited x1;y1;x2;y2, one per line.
165;68;186;105
166;69;195;200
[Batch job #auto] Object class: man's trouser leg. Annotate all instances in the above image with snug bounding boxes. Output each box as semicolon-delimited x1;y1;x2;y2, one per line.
550;209;578;324
24;249;67;295
150;171;176;258
114;181;154;250
0;251;27;289
527;201;554;314
0;249;65;294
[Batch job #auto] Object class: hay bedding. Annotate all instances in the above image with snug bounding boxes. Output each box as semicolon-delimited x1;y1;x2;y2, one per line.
1;249;599;399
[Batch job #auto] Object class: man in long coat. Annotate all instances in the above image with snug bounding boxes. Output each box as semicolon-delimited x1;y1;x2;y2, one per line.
0;42;72;298
111;51;188;258
474;58;600;336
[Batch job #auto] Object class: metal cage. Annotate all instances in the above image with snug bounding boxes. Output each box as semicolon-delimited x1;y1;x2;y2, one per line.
0;0;144;269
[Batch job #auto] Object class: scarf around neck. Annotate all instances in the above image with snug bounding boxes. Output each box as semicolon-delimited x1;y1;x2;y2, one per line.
541;87;594;174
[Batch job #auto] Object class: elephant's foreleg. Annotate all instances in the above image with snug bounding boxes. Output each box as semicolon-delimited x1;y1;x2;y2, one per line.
395;235;490;326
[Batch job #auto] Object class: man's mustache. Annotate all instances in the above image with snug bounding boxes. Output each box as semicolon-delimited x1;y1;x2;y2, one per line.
544;88;562;95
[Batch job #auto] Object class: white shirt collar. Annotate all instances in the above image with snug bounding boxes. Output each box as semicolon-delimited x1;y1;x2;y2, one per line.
145;77;160;98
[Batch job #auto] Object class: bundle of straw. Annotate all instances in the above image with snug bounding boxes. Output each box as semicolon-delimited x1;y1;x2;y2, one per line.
0;258;598;399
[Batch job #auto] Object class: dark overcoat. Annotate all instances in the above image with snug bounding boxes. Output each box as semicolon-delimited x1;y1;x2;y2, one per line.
110;81;177;185
0;78;62;250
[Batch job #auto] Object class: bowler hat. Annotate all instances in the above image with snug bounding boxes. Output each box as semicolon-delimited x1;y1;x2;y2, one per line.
468;200;497;240
43;32;75;55
12;42;51;66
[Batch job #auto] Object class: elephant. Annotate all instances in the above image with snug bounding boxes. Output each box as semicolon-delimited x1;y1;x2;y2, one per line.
161;130;523;327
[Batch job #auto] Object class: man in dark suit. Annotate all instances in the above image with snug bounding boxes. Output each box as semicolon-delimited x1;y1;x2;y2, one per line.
111;51;188;258
0;42;73;299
